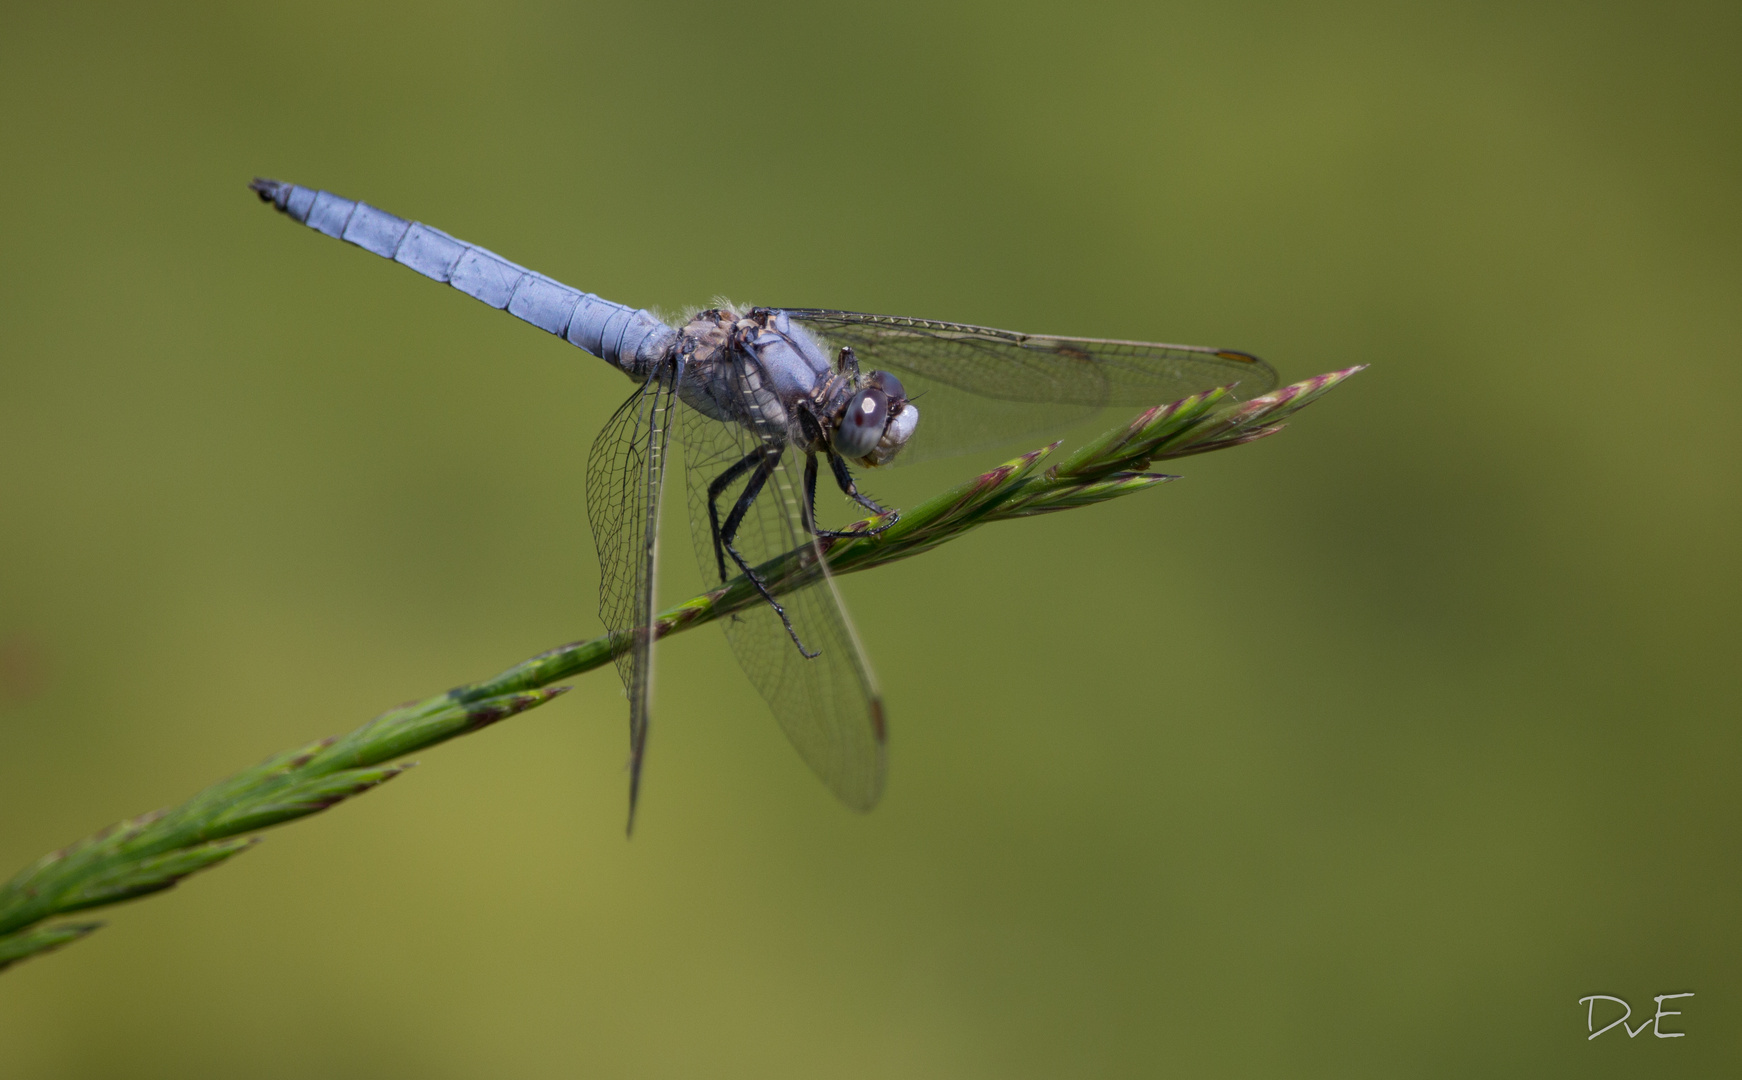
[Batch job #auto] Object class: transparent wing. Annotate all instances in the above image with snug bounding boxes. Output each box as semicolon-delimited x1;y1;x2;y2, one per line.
680;397;886;811
585;362;681;830
780;309;1279;463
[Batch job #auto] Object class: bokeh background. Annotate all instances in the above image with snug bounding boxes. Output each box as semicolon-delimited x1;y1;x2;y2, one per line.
2;1;1738;1076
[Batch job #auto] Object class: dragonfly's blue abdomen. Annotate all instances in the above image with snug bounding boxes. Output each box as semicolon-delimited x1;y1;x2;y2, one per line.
251;179;675;378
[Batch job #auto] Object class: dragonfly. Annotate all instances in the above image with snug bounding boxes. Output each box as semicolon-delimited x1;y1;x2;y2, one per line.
250;178;1279;829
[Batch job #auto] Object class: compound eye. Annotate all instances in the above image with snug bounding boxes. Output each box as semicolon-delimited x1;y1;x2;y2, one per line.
834;388;890;458
866;370;906;403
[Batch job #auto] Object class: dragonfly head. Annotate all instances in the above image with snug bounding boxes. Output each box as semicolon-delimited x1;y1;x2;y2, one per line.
835;370;919;467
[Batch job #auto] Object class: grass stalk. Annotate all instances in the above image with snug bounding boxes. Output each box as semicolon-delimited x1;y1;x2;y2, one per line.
0;366;1362;972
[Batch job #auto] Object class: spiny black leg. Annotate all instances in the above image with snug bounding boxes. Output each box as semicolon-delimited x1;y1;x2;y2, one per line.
707;447;766;582
719;444;780;545
830;452;897;519
828;452;886;515
802;451;822;535
718;447;818;659
805;451;899;541
793;405;840;536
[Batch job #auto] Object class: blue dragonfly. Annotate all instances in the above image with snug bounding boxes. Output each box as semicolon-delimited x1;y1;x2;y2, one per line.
250;178;1278;828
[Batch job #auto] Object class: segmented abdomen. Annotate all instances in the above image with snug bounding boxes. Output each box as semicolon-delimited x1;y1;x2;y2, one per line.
250;178;674;378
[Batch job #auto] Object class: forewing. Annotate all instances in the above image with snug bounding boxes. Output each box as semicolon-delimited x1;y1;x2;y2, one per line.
586;364;680;829
781;309;1279;462
681;403;886;811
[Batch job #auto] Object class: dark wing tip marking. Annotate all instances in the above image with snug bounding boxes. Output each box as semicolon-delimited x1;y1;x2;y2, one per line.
1053;345;1093;362
1215;349;1265;364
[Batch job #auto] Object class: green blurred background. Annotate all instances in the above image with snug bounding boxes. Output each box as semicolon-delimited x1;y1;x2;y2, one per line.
1;1;1737;1076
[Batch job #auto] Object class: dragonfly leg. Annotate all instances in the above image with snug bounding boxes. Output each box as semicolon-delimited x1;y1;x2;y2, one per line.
801;452;823;535
800;452;898;540
714;445;819;659
706;447;766;583
821;452;900;537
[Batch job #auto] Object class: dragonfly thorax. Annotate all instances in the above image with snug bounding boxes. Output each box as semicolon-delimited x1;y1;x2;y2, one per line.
677;307;919;466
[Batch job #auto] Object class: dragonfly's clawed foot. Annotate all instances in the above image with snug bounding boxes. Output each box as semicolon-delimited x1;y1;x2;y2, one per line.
773;600;821;659
818;509;900;541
